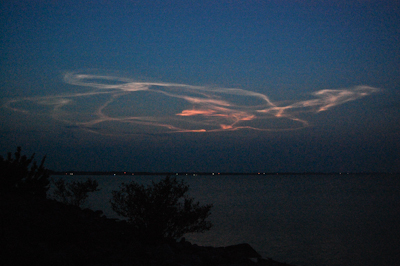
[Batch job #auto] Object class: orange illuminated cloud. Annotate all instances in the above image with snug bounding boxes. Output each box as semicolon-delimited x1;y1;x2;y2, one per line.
177;109;217;116
3;71;380;135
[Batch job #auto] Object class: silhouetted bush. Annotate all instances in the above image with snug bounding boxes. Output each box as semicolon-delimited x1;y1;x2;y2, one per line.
110;176;213;241
52;178;100;207
0;147;49;198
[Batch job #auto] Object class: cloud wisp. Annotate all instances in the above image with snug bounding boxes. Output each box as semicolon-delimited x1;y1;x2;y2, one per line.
3;72;379;135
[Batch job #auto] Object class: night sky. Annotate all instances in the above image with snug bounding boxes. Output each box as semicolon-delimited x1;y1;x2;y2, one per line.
1;0;399;173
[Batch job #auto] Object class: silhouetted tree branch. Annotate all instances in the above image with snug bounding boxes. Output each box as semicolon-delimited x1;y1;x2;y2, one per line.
110;176;213;241
0;147;49;198
52;178;100;207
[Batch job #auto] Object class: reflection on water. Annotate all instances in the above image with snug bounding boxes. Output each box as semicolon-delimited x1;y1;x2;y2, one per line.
51;174;400;266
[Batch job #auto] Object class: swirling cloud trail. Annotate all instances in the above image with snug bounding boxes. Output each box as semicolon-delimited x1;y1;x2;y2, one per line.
3;72;379;135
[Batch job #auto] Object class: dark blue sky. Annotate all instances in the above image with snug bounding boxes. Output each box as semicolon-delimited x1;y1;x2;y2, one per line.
1;0;399;173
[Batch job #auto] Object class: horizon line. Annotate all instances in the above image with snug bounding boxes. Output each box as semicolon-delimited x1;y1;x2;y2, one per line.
50;171;398;176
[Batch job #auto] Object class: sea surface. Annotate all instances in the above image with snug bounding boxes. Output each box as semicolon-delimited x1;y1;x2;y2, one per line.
50;174;400;266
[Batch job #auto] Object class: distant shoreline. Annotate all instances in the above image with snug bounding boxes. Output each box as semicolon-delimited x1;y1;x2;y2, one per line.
50;171;398;176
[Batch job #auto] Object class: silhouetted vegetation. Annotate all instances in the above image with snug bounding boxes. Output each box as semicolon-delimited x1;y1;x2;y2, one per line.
2;192;288;266
51;178;100;207
0;147;49;198
0;148;295;265
110;176;213;241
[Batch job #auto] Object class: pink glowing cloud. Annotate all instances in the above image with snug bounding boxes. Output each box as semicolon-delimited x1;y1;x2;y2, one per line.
3;71;379;135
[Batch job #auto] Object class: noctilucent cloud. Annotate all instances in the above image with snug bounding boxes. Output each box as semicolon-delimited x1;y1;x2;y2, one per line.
5;72;379;134
1;1;399;173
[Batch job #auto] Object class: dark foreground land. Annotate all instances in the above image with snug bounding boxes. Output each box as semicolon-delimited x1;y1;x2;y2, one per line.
1;193;294;266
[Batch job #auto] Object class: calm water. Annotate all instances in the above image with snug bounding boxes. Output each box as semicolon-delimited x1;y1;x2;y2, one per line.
51;174;400;266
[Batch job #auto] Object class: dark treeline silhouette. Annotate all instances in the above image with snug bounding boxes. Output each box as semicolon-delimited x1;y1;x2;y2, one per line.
51;178;100;207
110;176;213;242
1;147;295;265
0;147;49;198
0;147;213;242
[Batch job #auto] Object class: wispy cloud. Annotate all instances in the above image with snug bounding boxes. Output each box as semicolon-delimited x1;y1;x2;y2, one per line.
3;71;379;135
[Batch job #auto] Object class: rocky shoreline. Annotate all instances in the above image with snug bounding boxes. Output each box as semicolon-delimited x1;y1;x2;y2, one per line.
1;193;294;266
